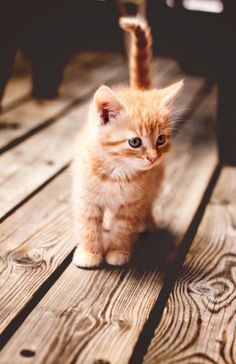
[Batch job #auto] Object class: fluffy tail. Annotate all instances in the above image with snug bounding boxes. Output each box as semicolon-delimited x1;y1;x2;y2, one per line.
119;16;152;90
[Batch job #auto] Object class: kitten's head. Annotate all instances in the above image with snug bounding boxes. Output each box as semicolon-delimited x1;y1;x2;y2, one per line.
90;81;183;173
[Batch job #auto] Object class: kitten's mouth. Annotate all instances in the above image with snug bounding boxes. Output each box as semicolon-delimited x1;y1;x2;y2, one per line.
143;159;161;169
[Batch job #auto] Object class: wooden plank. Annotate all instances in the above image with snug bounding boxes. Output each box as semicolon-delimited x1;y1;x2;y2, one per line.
217;4;236;165
0;57;201;221
0;171;73;335
0;90;218;363
153;88;218;239
144;166;236;364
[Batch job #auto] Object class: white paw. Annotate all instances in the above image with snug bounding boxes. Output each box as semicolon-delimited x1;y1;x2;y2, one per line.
73;247;103;268
105;250;131;266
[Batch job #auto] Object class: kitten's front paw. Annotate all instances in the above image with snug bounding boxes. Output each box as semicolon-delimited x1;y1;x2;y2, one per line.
73;246;103;268
105;250;131;266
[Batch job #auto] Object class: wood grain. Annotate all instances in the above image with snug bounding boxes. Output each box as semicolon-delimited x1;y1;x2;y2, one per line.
0;171;73;334
0;90;217;364
144;166;236;364
0;100;87;220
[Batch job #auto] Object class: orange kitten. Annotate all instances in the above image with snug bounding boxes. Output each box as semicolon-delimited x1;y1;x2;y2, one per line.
72;16;183;268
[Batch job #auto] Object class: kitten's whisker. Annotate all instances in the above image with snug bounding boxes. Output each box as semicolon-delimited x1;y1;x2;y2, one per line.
171;119;187;124
171;125;183;131
173;129;185;136
171;115;189;121
170;119;187;126
171;107;191;116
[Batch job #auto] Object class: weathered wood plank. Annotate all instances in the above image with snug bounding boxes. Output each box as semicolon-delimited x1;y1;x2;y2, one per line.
0;90;217;363
0;57;201;221
0;171;73;335
144;166;236;364
0;52;126;151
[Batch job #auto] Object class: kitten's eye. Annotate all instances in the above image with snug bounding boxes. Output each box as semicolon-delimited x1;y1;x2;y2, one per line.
128;137;142;148
156;135;167;147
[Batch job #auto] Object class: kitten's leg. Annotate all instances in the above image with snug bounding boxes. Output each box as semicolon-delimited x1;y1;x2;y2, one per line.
105;203;145;266
73;201;104;268
103;209;114;232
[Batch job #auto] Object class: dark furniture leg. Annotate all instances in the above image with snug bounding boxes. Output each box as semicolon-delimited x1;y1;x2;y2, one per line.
218;64;236;166
217;2;236;165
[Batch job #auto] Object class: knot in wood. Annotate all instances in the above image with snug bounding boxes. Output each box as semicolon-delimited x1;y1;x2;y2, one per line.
20;349;35;357
188;284;210;295
11;251;43;268
13;256;35;265
190;277;235;312
94;360;110;364
117;318;126;327
114;318;129;330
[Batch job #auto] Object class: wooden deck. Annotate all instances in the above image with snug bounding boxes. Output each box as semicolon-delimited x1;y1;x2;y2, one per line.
0;51;235;364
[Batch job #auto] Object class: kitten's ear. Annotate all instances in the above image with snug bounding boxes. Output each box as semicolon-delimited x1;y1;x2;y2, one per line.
160;80;184;110
93;85;125;125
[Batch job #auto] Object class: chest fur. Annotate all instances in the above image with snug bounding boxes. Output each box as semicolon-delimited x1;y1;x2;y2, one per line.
99;176;149;212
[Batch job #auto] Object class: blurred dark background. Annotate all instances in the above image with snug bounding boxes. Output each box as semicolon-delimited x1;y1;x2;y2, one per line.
0;0;235;163
0;0;233;97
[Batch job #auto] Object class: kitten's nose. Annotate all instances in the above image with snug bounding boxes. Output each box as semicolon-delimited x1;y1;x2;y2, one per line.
146;150;158;163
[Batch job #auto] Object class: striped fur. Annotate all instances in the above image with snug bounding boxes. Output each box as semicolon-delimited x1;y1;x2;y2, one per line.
119;16;153;90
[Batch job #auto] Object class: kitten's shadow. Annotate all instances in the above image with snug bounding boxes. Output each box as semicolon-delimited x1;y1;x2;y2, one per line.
75;228;176;272
130;228;176;277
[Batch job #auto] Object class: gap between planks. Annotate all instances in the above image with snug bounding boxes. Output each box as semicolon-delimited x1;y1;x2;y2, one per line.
0;89;217;363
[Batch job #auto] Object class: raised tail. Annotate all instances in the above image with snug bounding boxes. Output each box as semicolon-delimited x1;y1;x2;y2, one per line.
119;16;152;90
